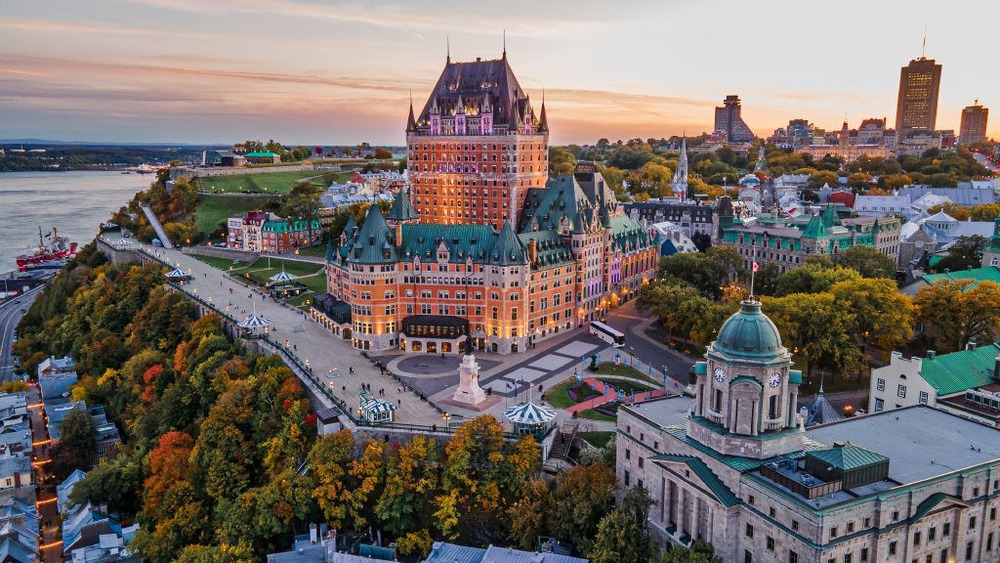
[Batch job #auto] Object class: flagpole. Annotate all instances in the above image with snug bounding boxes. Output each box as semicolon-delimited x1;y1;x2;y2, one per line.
750;260;756;298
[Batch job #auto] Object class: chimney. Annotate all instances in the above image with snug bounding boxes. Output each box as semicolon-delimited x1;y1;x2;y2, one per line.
927;350;936;360
529;238;538;263
967;341;978;351
310;523;318;544
395;223;403;248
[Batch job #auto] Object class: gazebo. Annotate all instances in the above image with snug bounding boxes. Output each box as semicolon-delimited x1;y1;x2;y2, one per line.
165;267;191;281
268;269;298;285
504;402;556;436
237;305;270;337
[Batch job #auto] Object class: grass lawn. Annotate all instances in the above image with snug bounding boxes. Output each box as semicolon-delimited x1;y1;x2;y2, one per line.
238;258;326;292
192;255;253;271
590;362;661;386
578;431;613;449
296;245;328;258
542;379;600;409
194;194;277;237
597;378;653;395
196;170;328;195
286;292;316;311
578;403;618;422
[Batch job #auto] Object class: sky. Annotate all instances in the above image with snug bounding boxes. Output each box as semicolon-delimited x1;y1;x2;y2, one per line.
1;0;998;146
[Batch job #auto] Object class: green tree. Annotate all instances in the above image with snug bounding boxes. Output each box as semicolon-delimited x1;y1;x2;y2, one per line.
549;463;617;555
774;263;862;296
765;293;860;377
834;246;898;279
175;542;256;563
58;407;97;469
377;435;439;536
932;235;988;273
589;486;653;563
660;540;724;562
831;278;915;354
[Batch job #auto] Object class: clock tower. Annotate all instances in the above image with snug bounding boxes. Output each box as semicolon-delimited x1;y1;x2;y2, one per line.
689;297;804;459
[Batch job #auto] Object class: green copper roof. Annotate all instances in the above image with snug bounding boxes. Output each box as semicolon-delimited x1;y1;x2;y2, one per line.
398;223;496;263
243;151;279;157
349;205;395;264
820;205;842;228
610;216;652;254
806;444;888;471
802;215;827;239
653;455;740;507
518;230;574;270
712;299;785;360
262;219;320;233
920;266;1000;291
520;176;594;233
789;370;803;384
919;342;1000;396
658;424;827;472
386;189;418;222
325;239;335;262
490;220;528;265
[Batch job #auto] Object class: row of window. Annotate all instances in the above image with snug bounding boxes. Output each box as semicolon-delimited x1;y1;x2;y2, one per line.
408;142;545;152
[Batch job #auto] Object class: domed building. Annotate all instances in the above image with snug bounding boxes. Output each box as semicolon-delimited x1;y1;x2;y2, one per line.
615;295;1000;563
688;297;805;459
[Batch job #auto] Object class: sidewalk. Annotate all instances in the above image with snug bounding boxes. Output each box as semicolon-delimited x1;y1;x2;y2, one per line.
27;386;62;562
565;377;669;414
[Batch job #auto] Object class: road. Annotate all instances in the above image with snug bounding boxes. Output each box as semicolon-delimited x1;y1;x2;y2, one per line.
0;287;42;382
604;301;697;385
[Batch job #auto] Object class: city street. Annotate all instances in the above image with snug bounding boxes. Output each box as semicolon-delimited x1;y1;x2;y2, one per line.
604;301;697;385
0;287;41;383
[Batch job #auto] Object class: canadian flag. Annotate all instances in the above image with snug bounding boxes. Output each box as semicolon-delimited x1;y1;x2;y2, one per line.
752;262;759;272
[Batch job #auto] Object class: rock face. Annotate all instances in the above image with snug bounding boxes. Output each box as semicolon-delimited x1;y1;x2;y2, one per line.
452;354;487;406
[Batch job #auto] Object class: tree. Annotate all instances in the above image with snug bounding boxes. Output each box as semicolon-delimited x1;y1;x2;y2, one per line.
764;293;860;377
549;463;617;555
589;486;653;563
915;279;1000;353
834;246;898;279
660;541;724;562
58;407;97;469
308;430;355;529
932;235;987;273
831;278;915;354
374;147;393;160
774;263;862;296
659;247;742;300
508;478;553;550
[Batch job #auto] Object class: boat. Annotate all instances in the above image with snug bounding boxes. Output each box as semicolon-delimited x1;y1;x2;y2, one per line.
17;227;78;271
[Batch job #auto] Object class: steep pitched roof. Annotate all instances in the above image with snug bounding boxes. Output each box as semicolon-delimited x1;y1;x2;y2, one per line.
519;175;593;233
609;216;652;254
518;230;574;270
348;205;395;264
806;387;843;426
802;215;827;239
386;189;418;222
489;221;528;265
398;224;496;263
417;57;528;126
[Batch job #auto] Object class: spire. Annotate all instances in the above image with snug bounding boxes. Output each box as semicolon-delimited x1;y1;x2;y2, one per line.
489;220;528;265
447;36;451;63
538;88;548;132
921;25;927;58
502;28;506;59
671;134;689;199
325;238;335;262
406;90;416;132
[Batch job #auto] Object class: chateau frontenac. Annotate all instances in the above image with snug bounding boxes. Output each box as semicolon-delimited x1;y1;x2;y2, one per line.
317;52;659;354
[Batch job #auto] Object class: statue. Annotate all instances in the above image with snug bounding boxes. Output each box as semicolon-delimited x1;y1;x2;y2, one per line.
452;354;487;406
797;406;808;431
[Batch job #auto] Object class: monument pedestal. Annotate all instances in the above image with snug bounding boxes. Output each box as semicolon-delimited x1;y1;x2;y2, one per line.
452;354;487;406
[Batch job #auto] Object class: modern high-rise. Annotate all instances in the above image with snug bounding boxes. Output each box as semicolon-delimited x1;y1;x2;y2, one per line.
895;56;942;138
959;100;989;145
713;95;755;143
405;51;548;231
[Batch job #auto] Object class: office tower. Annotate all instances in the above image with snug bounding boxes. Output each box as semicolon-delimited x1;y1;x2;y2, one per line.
895;56;942;138
713;95;755;143
959;100;989;145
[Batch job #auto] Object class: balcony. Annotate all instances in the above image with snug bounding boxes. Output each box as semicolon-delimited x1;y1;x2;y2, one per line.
705;409;725;425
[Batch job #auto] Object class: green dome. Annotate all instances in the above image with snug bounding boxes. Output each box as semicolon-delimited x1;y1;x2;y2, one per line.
713;299;784;359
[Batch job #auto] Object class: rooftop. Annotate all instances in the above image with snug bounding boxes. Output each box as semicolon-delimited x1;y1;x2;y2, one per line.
622;395;692;429
806;406;1000;485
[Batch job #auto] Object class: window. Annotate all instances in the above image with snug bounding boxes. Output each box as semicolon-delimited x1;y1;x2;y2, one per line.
970;516;977;529
745;551;752;563
928;526;936;541
864;517;871;528
919;391;929;404
889;541;897;555
877;378;886;391
789;552;798;563
893;510;900;521
991;507;997;520
638;457;644;468
746;523;754;538
844;555;852;563
848;521;855;533
875;398;885;412
831;526;838;539
860;548;869;562
966;541;974;560
624;470;630;486
898;384;907;398
988;533;995;551
943;522;951;536
748;494;755;505
914;531;921;546
940;550;947;563
792;520;799;531
767;536;774;551
925;555;932;563
769;507;776;518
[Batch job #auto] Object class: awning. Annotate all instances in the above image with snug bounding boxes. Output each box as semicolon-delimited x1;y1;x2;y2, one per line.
504;402;556;425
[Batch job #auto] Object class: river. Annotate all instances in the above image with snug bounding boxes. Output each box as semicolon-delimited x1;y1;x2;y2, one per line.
0;171;149;273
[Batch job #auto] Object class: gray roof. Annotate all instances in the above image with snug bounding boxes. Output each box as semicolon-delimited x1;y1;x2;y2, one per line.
416;56;528;127
900;185;997;206
386;188;418;222
805;390;843;427
424;542;486;563
806;406;1000;485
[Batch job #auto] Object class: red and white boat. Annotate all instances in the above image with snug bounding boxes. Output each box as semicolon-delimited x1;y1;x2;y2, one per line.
17;227;78;271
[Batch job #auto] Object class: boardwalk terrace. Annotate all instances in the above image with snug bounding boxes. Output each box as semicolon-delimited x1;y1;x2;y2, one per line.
318;53;659;355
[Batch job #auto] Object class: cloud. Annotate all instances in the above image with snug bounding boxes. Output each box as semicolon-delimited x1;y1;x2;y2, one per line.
0;68;51;78
0;16;218;40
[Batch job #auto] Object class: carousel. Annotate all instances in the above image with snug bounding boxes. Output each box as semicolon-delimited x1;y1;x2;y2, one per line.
503;401;556;436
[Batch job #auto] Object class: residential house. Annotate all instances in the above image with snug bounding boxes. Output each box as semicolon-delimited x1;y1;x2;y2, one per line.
37;356;77;400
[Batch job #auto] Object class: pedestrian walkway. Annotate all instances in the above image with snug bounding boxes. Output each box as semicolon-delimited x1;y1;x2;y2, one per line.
139;204;173;249
565;377;667;414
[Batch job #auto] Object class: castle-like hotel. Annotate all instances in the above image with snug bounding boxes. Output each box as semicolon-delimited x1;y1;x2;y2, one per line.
315;53;658;354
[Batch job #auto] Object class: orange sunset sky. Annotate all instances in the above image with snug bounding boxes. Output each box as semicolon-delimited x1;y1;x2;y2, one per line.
1;0;997;145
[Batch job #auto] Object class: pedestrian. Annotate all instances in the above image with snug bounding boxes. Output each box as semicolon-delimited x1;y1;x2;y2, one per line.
293;344;297;351
398;398;401;407
349;366;354;375
342;385;346;393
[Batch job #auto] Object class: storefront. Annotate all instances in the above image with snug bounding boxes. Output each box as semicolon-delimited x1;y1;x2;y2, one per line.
400;315;470;355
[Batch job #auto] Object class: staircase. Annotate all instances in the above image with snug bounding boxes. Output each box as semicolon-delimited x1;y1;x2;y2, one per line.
544;421;580;472
140;204;174;249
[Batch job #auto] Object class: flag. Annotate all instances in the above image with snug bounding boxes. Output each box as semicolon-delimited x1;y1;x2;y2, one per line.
752;261;759;272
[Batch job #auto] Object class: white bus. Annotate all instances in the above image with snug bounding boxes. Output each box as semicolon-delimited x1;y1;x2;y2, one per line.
591;321;625;348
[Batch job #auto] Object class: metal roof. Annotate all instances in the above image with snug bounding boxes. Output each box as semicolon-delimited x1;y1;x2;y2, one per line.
805;443;888;471
917;342;1000;396
653;454;740;507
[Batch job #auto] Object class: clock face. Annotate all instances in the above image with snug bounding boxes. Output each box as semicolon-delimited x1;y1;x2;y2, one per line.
714;367;726;382
769;373;781;388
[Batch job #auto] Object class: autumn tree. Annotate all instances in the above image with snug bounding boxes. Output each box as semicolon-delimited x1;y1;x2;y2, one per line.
377;435;440;538
764;293;860;377
308;430;355;529
549;462;617;555
834;246;898;279
915;279;1000;353
831;278;914;354
589;486;653;563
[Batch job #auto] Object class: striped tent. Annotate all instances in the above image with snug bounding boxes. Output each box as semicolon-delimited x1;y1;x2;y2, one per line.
111;236;136;250
165;267;190;279
504;402;556;426
237;305;270;329
268;269;298;284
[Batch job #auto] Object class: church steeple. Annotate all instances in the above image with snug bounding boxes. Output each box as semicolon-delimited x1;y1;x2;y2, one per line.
671;135;689;200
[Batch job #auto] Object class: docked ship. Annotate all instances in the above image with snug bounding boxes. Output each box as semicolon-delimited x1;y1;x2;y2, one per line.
17;227;78;271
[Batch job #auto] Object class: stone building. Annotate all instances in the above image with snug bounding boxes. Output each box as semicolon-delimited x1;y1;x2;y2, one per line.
618;297;1000;563
315;53;658;355
717;205;902;273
